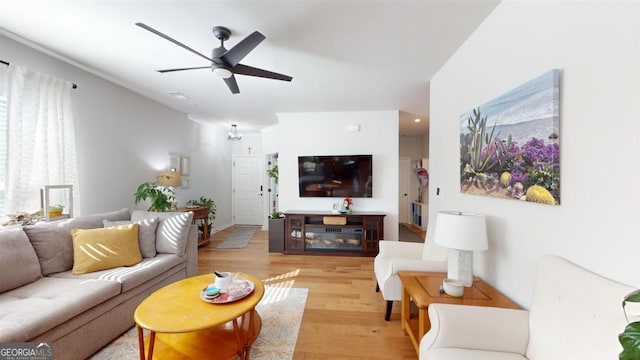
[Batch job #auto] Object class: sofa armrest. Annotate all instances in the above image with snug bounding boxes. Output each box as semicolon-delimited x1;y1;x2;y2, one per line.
378;240;423;259
389;257;447;274
421;304;530;356
185;224;198;277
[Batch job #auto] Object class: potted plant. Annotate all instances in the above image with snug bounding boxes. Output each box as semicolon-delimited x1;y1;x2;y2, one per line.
268;210;285;253
267;165;279;184
134;182;176;212
186;196;216;221
620;290;640;360
48;204;65;217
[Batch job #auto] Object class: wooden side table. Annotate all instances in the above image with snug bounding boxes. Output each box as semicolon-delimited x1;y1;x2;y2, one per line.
398;271;520;356
179;206;210;247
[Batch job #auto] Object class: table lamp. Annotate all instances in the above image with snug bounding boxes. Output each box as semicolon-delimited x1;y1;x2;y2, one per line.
158;170;182;187
434;211;488;287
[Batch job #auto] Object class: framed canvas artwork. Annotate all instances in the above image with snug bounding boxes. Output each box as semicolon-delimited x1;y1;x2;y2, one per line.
459;69;560;205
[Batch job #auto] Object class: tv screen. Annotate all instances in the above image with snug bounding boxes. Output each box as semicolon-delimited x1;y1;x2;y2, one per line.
298;155;372;198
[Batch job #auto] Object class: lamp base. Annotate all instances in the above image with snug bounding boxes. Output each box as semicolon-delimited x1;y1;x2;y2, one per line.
447;249;474;287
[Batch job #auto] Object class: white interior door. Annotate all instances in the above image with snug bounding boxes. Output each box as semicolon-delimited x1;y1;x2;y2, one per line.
399;157;410;224
233;155;264;225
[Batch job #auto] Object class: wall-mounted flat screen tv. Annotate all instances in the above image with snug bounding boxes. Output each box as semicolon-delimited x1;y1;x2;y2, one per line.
298;155;372;198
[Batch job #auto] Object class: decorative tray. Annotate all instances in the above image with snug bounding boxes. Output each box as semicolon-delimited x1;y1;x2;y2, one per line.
200;280;255;304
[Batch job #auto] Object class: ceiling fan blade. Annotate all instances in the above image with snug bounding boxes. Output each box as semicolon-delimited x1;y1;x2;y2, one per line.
136;22;215;63
233;64;293;82
158;66;211;73
220;31;266;67
224;75;240;94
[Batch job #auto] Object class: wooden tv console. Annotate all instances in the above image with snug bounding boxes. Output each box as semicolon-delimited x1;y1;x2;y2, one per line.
283;211;385;256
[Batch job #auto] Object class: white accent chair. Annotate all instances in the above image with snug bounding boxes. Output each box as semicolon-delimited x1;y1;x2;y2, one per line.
420;255;636;360
374;219;448;320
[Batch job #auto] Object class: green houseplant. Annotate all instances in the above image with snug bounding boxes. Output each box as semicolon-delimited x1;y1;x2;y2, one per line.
267;165;279;184
134;182;176;212
186;196;217;222
620;290;640;360
186;196;216;236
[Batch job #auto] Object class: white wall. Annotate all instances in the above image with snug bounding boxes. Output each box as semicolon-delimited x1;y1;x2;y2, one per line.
277;111;399;240
2;35;233;227
430;1;640;307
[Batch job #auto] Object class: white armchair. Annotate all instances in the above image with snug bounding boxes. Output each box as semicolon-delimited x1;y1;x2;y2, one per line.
420;255;636;359
374;219;447;320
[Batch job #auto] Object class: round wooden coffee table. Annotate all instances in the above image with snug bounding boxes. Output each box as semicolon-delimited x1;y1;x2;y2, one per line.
134;273;264;360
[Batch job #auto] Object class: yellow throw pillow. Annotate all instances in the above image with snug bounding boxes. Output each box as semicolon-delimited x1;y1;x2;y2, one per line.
71;223;142;275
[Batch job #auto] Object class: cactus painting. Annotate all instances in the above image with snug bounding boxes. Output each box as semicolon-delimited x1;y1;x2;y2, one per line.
459;69;560;205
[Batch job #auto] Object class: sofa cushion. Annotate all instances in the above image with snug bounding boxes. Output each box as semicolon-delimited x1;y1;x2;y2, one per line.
0;228;42;293
71;224;142;275
131;210;193;256
103;217;158;258
52;253;184;293
526;256;635;360
0;277;120;342
24;208;130;275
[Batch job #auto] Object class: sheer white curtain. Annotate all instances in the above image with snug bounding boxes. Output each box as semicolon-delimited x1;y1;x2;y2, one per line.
4;65;79;214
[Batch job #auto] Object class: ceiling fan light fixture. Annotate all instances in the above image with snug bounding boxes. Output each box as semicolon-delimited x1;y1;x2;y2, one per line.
213;67;233;79
228;124;242;141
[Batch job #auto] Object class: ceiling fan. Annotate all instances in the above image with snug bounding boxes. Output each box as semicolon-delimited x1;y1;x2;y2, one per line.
135;23;292;94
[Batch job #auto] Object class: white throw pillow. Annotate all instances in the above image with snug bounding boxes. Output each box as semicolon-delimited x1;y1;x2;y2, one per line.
131;210;193;256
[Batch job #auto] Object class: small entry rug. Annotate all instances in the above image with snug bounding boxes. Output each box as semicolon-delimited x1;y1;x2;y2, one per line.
90;286;309;360
217;226;259;249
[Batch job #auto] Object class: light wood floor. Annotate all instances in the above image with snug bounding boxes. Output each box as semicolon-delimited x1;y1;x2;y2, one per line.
198;226;418;360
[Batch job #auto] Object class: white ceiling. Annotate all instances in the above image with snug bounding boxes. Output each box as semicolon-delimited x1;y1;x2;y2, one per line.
0;0;499;135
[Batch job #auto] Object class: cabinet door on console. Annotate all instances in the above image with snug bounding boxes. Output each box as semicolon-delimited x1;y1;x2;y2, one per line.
286;216;304;251
363;216;384;255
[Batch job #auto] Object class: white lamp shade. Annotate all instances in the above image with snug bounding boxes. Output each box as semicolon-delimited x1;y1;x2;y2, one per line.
434;211;488;251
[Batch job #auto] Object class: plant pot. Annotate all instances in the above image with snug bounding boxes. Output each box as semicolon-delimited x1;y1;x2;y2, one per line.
268;217;285;252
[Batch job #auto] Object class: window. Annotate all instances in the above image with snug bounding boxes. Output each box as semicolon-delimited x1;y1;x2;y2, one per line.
0;65;79;218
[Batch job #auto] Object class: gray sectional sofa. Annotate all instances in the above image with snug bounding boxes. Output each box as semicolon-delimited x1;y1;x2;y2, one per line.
0;208;198;360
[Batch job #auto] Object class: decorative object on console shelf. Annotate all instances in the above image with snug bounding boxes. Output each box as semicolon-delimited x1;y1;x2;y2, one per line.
434;211;487;287
341;196;353;214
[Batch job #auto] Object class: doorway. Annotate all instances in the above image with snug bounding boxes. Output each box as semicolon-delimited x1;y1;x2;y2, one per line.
232;155;264;225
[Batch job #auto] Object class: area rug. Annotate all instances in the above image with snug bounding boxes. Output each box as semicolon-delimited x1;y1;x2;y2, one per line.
217;226;259;248
90;286;308;359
